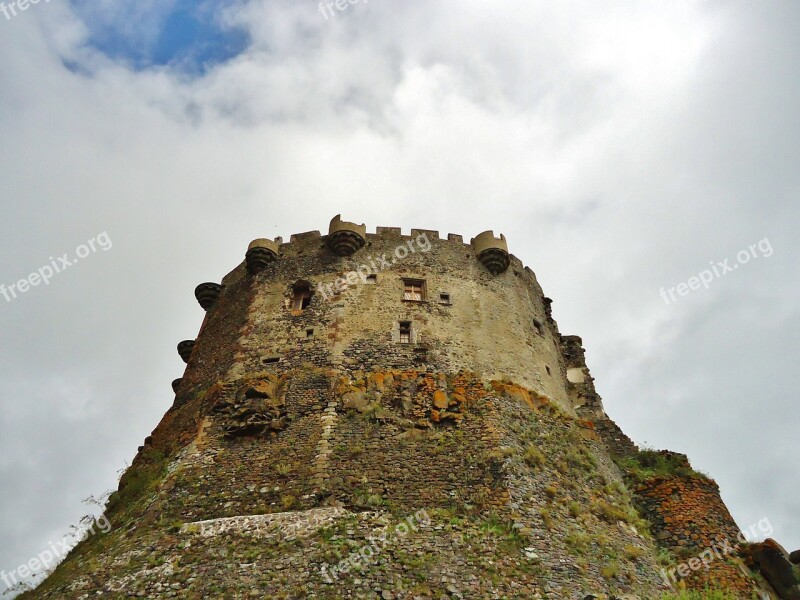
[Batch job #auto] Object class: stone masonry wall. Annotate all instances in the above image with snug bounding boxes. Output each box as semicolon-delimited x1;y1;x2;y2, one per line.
209;228;575;410
635;474;758;596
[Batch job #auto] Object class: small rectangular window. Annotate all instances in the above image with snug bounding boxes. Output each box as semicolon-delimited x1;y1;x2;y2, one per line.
306;328;315;338
439;292;450;304
399;321;412;344
403;279;426;301
366;274;377;284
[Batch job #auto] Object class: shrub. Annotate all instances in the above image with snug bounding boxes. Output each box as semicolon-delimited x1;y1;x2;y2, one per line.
566;447;596;471
565;529;590;554
523;445;545;467
539;507;554;529
275;463;292;475
623;544;645;561
591;499;633;524
601;559;620;580
657;548;676;567
617;449;705;483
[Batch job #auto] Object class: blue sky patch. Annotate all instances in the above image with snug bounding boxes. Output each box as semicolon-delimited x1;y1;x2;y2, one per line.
71;0;249;74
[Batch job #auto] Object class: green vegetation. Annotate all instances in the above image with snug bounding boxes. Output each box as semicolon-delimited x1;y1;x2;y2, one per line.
590;499;638;525
348;443;366;456
565;529;591;554
567;500;583;518
539;507;554;529
616;448;707;483
544;484;558;499
523;445;545;467
565;446;596;472
622;544;645;561
657;547;677;567
106;447;169;520
600;559;620;580
661;591;741;600
351;487;389;509
275;462;292;475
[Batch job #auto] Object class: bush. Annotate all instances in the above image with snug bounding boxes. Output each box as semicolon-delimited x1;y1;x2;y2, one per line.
623;544;645;561
591;499;635;524
565;529;590;554
566;446;596;471
601;559;620;580
539;507;554;529
617;449;705;483
523;445;545;467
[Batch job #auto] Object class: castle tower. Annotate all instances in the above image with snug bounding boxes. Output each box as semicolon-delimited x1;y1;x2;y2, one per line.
24;218;784;599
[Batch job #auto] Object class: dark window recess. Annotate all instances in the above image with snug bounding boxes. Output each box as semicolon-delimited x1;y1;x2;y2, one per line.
263;356;281;365
534;319;545;336
292;282;312;311
403;279;426;301
399;321;412;344
306;328;315;338
439;292;451;304
366;274;377;283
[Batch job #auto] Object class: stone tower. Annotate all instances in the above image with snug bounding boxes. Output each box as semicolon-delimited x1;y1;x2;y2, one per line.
24;217;795;599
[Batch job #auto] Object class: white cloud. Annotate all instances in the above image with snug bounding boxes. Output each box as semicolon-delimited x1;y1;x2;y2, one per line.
1;0;798;591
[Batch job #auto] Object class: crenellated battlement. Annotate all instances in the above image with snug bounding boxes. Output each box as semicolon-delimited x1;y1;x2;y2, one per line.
242;216;519;278
258;216;505;251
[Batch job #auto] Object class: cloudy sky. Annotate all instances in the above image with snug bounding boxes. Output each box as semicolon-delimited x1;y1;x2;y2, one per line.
1;0;798;591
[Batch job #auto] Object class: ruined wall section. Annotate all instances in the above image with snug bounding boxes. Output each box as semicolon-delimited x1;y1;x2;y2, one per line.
149;371;510;525
561;334;605;417
635;472;759;596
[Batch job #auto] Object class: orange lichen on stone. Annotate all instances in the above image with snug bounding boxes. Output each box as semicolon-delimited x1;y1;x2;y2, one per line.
368;372;386;390
490;380;549;411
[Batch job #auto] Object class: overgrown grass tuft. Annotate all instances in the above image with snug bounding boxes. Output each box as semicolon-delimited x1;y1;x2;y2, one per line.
616;449;706;483
661;591;741;599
